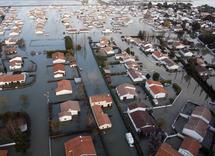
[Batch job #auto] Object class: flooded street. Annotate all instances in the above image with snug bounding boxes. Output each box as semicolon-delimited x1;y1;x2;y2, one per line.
0;1;214;156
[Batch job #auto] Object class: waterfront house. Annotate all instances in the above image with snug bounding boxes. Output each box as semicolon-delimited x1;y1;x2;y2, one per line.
116;83;136;100
161;58;179;71
58;100;80;122
102;46;114;55
191;106;212;124
53;63;65;78
179;49;193;57
182;117;208;142
4;46;17;55
9;56;23;70
55;80;72;96
89;93;112;107
127;104;157;135
145;80;167;99
0;73;26;86
64;136;97;156
195;65;209;77
155;143;181;156
52;52;65;64
178;137;201;156
124;61;139;70
5;38;18;45
91;105;112;130
0;150;8;156
99;36;109;48
127;68;146;82
152;51;168;61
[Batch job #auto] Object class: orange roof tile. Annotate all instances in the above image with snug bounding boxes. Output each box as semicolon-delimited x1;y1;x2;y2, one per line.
155;143;181;156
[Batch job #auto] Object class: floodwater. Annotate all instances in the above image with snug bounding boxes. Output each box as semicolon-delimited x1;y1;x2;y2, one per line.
0;2;214;156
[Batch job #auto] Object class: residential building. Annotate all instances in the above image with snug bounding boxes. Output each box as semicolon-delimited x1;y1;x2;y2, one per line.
55;80;72;96
178;137;201;156
116;83;136;100
152;51;168;61
182;117;208;142
155;143;181;156
91;105;112;130
145;80;167;99
124;61;139;70
99;36;109;48
127;103;157;134
52;52;65;64
9;56;23;70
127;68;146;82
103;46;114;55
4;46;17;55
161;58;179;71
0;73;26;86
89;93;112;107
53;63;65;78
64;136;97;156
0;150;8;156
191;106;212;124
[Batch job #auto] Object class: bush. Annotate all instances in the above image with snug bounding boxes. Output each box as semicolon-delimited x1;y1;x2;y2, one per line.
172;83;181;95
64;36;73;50
76;44;82;51
152;72;160;81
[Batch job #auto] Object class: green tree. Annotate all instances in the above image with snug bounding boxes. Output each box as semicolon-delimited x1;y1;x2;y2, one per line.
64;36;73;50
191;21;201;32
152;72;160;81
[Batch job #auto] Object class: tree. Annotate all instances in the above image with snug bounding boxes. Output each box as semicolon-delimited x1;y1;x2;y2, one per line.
148;2;152;9
64;36;73;50
191;21;201;32
152;72;160;81
125;47;131;54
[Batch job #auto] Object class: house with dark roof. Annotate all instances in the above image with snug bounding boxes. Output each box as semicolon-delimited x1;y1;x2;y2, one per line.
127;103;157;135
64;136;97;156
116;83;136;100
191;106;212;124
182;117;208;142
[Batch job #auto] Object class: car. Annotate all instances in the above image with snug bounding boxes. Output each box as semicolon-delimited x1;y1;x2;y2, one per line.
125;133;134;147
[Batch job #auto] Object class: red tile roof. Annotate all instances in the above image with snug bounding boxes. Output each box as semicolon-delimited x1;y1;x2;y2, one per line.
52;52;65;60
146;80;162;86
64;136;97;156
155;143;181;156
116;83;136;96
184;117;208;139
55;80;72;92
192;106;212;123
149;85;167;95
180;137;201;156
60;100;80;112
91;105;111;127
0;150;8;156
152;51;166;58
53;63;65;72
0;74;25;82
89;93;112;104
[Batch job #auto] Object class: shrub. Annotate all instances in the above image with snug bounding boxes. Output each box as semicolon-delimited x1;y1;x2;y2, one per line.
172;83;181;95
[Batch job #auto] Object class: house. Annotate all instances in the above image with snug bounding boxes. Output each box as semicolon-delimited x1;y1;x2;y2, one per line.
4;46;17;55
161;58;179;71
145;80;167;99
195;65;209;77
124;61;139;70
53;63;65;78
0;150;8;156
175;42;186;49
116;83;136;100
69;57;77;68
103;46;114;55
127;68;146;82
152;51;168;61
52;52;65;64
179;49;193;57
89;93;112;107
127;103;157;134
9;56;23;70
182;117;208;142
91;105;112;130
58;100;80;122
178;137;201;156
191;106;211;124
55;80;72;96
0;73;26;86
155;143;181;156
4;38;17;45
99;36;109;48
64;136;97;156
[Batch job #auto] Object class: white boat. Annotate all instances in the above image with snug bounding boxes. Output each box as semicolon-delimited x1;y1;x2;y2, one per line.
125;133;134;147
